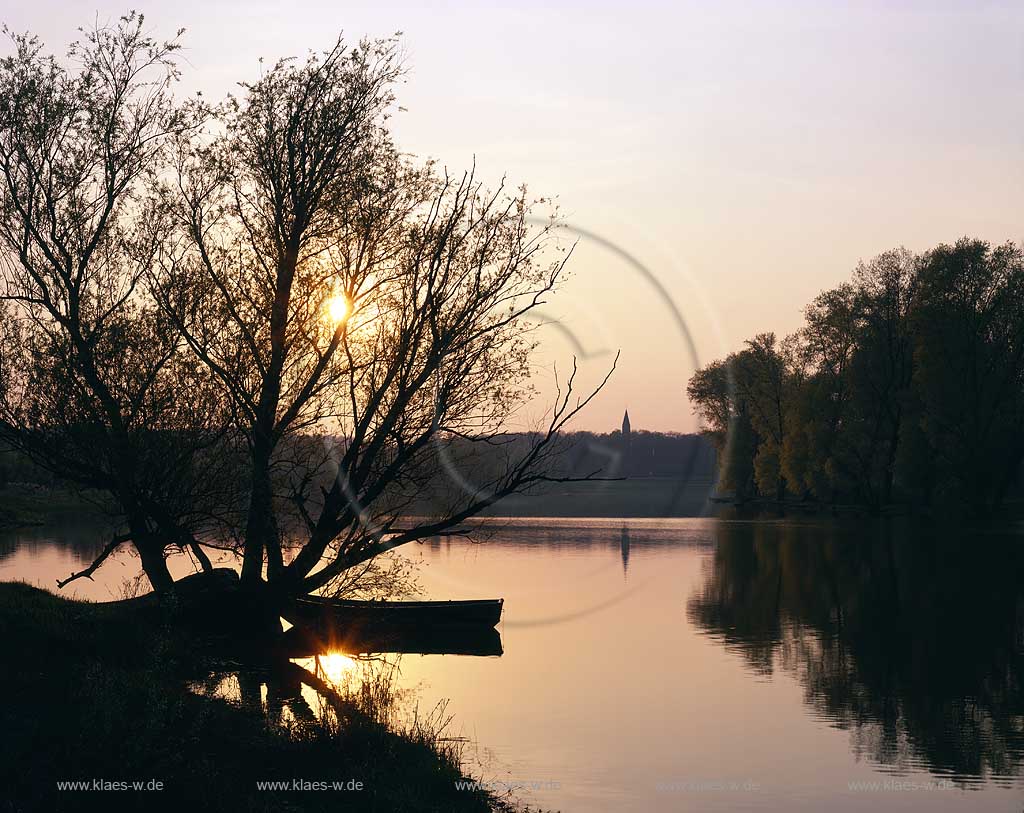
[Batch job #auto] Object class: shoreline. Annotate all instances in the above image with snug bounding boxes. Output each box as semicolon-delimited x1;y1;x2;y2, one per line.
0;581;528;813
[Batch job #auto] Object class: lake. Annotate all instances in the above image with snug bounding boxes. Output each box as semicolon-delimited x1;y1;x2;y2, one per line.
2;516;1022;812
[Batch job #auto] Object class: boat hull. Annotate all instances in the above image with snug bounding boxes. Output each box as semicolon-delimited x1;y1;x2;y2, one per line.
283;596;504;629
280;622;503;657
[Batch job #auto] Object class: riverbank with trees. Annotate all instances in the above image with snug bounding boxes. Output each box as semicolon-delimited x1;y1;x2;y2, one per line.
688;238;1024;516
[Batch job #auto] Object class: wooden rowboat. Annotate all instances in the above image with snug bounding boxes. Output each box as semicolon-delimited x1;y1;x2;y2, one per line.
284;596;503;629
280;622;503;657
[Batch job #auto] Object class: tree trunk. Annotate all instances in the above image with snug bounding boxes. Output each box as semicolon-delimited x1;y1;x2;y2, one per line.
127;511;205;595
241;441;272;585
236;582;285;643
882;409;901;506
135;532;174;593
163;570;284;648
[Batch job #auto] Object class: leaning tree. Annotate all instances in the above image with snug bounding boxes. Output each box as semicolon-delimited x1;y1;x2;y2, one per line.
0;17;614;619
154;36;614;623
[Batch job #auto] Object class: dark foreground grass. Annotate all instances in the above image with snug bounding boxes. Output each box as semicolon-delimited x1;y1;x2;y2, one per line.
0;582;518;813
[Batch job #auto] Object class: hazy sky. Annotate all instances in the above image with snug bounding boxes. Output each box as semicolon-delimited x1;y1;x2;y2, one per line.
5;1;1022;432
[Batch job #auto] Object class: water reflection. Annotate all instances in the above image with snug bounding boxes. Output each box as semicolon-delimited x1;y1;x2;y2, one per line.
191;619;502;735
192;649;417;736
7;514;1024;810
688;521;1024;783
282;620;503;657
0;521;112;566
620;525;630;576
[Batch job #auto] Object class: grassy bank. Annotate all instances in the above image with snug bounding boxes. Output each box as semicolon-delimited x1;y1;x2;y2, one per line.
0;582;520;812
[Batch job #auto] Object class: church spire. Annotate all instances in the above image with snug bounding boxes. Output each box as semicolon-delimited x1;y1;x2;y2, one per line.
621;410;632;476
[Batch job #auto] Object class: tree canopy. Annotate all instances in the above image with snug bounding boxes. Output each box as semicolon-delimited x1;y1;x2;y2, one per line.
0;14;614;602
688;239;1024;514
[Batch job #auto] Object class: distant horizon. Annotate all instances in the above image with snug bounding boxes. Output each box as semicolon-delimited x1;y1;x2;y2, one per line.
3;1;1021;433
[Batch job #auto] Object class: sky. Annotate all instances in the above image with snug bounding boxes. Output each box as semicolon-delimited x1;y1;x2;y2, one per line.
4;1;1022;432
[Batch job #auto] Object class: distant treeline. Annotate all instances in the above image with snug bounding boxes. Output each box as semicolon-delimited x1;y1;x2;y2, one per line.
555;430;716;479
688;238;1024;514
0;428;716;497
407;430;716;517
0;448;58;488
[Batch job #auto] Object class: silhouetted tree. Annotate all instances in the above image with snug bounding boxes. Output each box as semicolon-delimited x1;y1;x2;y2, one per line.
837;250;918;505
687;357;756;498
911;238;1024;512
690;239;1024;513
688;334;797;500
0;14;227;590
734;333;796;500
0;19;614;610
149;33;614;615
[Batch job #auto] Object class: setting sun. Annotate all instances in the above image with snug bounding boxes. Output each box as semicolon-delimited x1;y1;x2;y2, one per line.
326;294;350;324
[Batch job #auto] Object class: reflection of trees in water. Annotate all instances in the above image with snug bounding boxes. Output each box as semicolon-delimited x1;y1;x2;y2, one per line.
688;521;1024;781
0;535;20;562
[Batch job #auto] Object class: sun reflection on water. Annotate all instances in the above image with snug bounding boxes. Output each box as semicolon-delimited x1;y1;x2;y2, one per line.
312;652;358;686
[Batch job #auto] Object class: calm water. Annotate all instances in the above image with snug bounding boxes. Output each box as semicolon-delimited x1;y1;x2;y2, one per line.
2;516;1023;811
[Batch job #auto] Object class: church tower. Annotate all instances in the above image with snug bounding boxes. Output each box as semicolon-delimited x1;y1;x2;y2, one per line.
621;409;632;475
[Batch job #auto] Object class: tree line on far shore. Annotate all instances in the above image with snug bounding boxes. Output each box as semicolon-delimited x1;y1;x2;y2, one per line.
0;429;717;495
688;238;1024;514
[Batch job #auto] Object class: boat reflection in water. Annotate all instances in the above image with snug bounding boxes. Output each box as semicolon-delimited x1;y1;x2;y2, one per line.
193;608;503;729
281;617;503;658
